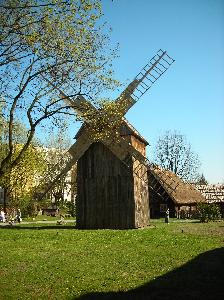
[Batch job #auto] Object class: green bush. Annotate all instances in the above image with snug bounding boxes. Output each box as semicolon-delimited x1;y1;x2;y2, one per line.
66;201;76;217
197;203;221;222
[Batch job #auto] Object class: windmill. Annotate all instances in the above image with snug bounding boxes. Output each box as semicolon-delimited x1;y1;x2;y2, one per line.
41;49;176;229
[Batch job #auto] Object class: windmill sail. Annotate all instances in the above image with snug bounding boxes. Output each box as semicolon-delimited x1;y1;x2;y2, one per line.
102;133;179;198
122;140;179;197
35;131;93;198
42;75;97;122
39;50;176;200
117;49;175;113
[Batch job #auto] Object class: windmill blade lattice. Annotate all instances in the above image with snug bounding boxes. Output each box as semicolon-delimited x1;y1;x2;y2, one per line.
119;49;175;109
131;157;179;198
34;152;74;199
148;164;180;199
104;134;180;198
131;49;175;101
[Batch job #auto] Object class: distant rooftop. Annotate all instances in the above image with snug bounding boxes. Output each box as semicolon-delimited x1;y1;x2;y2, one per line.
195;184;224;203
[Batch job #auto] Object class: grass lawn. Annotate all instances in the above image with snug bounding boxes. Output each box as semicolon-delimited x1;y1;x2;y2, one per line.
0;220;223;300
23;215;61;222
23;214;74;222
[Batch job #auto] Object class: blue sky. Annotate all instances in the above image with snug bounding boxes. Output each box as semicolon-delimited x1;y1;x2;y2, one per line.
99;0;224;183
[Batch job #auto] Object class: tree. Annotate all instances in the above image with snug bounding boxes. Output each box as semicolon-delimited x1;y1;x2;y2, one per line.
0;112;46;211
197;203;221;222
0;0;119;181
154;131;201;182
197;174;208;185
2;144;46;212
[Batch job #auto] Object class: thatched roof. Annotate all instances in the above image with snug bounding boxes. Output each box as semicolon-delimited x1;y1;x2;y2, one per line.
195;184;224;203
149;168;205;205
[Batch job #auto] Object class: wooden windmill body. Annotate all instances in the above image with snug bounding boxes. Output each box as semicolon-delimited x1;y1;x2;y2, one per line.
42;49;178;229
75;120;149;229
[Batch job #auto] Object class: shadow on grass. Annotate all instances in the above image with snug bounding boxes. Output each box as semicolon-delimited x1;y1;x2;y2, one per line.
77;247;224;300
0;225;75;230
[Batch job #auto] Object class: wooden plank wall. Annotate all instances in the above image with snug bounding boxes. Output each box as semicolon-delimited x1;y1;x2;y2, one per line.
131;136;150;227
76;142;136;229
76;133;150;229
134;169;149;227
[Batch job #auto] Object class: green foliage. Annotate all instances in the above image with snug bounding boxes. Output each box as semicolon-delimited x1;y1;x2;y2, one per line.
0;143;46;210
0;0;119;181
197;203;221;222
66;200;76;217
22;199;39;218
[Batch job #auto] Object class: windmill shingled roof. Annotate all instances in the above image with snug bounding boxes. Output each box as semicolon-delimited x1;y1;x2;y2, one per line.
121;118;149;145
75;118;149;145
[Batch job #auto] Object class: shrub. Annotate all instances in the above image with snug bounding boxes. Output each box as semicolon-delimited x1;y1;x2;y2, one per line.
197;203;221;222
66;201;76;217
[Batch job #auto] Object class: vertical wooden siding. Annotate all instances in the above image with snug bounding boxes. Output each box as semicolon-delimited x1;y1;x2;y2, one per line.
76;142;136;229
76;131;150;229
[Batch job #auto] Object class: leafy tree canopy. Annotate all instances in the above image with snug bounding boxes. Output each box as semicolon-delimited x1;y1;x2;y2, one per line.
0;0;119;178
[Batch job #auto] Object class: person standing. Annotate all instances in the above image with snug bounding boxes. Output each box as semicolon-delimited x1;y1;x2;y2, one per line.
165;208;169;224
0;209;6;222
16;208;22;223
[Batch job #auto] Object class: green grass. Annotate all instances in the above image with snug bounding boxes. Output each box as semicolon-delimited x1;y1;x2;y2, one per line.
23;214;74;222
0;221;223;300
